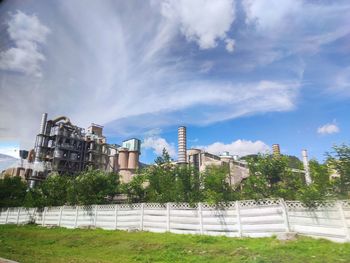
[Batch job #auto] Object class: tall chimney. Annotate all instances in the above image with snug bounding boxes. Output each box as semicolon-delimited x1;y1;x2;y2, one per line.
302;149;312;185
178;126;187;164
39;113;48;134
272;144;281;157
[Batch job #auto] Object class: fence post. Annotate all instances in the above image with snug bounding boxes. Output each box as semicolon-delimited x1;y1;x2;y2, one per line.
32;208;38;224
94;205;98;228
166;203;170;232
58;206;63;226
235;201;242;237
198;202;203;235
140;203;145;231
279;199;290;233
16;207;21;225
5;208;10;224
114;204;118;230
42;207;47;226
74;206;79;228
337;201;350;241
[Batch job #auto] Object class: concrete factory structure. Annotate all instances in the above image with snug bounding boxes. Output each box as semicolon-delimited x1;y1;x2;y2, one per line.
178;127;312;186
177;126;250;186
5;113;141;187
187;148;250;186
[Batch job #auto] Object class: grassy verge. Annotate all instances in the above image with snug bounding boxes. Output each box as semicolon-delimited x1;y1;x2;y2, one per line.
0;225;349;263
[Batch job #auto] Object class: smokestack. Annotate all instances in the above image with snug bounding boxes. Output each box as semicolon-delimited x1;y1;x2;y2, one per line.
178;126;187;164
302;149;312;185
272;144;281;157
39;113;48;134
29;113;48;188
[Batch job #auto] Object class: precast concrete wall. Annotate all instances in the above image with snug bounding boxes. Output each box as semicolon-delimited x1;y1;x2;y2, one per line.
1;199;349;243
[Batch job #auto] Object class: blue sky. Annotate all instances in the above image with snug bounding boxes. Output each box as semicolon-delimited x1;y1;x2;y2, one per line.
0;0;349;164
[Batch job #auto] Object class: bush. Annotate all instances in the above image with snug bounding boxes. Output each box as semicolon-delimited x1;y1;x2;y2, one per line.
0;176;27;207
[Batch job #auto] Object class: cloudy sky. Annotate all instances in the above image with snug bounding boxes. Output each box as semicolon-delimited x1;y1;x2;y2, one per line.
0;0;349;163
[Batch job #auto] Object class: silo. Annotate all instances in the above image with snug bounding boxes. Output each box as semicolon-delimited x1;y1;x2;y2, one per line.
118;147;129;170
178;126;187;164
128;151;139;170
272;144;281;157
302;149;312;185
109;148;118;172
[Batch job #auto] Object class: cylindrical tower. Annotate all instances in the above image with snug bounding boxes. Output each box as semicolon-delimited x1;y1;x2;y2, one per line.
272;144;281;157
302;149;312;185
39;113;48;134
29;113;48;188
128;151;139;170
118;147;129;170
178;126;187;164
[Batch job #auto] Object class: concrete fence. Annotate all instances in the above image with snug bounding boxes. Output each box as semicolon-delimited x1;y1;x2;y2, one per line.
1;199;349;243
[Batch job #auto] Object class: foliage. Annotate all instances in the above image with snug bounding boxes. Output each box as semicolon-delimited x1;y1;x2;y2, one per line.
0;176;27;207
40;173;71;206
121;171;148;203
23;188;45;208
67;169;119;205
201;165;236;204
296;185;326;208
240;154;303;200
326;144;350;198
122;149;202;204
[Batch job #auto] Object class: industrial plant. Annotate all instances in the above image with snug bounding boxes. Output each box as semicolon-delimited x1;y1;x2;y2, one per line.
1;113;313;188
2;113;141;186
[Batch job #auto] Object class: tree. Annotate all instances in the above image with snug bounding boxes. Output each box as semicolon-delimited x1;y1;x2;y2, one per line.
144;150;178;203
138;149;202;203
326;144;350;198
240;154;303;200
121;171;148;203
0;176;27;207
40;173;71;206
202;165;236;204
67;170;119;205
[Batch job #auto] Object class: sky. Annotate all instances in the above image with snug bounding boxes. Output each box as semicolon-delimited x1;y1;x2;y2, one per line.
0;0;349;164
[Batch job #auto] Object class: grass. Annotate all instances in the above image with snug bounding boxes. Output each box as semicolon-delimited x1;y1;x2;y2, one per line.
0;225;350;263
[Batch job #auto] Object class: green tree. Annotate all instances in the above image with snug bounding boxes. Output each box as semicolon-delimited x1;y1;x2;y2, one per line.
240;154;303;200
140;149;202;203
326;144;350;198
202;165;236;204
40;173;71;206
0;176;27;207
67;170;119;205
121;171;148;203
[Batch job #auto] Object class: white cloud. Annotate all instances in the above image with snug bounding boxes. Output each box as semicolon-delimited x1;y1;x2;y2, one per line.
317;123;339;135
196;139;270;157
161;0;235;50
243;0;301;32
0;2;300;149
241;0;350;67
0;146;20;159
0;11;50;77
142;136;176;157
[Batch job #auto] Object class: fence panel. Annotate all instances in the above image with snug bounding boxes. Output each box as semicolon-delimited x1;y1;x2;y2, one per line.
1;199;349;243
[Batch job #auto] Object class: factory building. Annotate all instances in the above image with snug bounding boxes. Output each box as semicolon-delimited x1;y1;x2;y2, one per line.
187;148;250;186
177;126;249;186
9;113;141;187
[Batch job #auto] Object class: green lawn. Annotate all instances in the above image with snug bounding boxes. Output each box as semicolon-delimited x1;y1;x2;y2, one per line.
0;225;349;263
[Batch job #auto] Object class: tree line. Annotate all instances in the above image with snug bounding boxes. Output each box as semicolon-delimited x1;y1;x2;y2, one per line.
1;144;349;208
